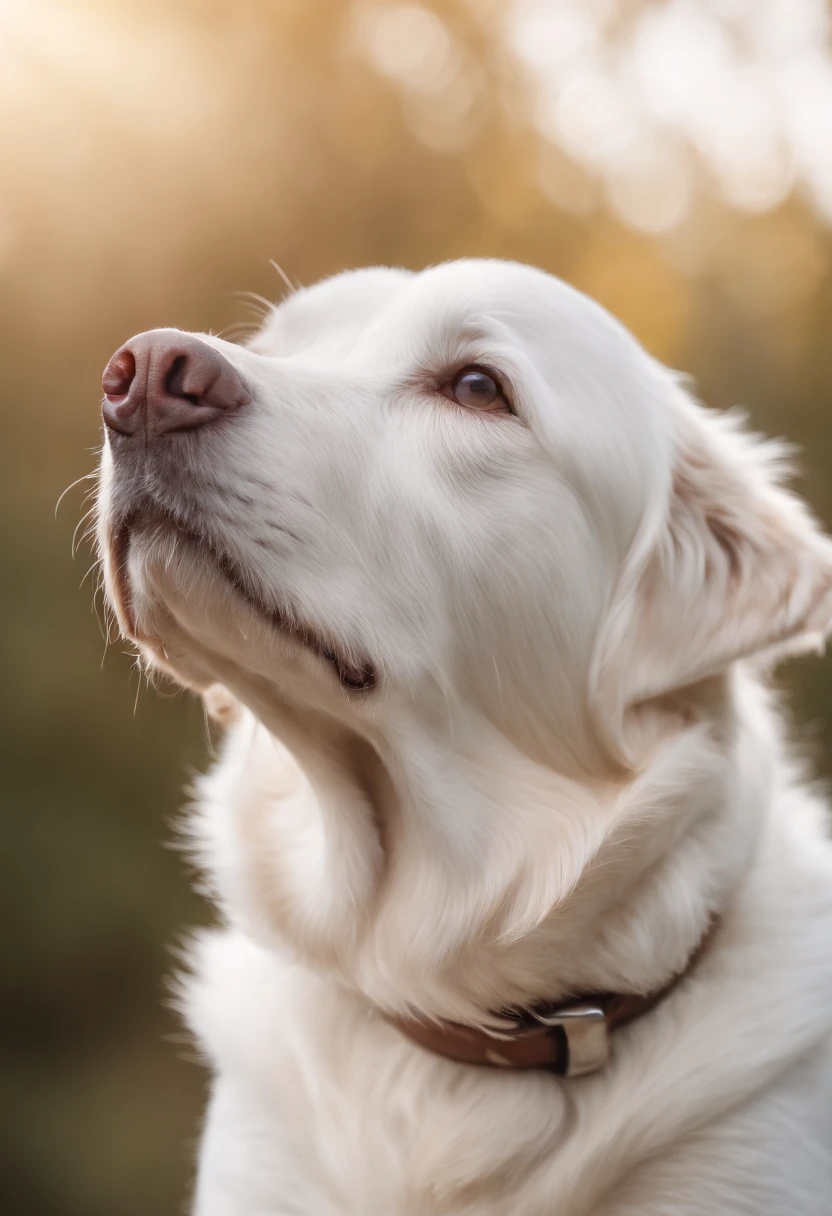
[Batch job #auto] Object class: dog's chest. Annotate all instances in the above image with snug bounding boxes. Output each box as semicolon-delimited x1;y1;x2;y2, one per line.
186;929;590;1215
185;886;832;1216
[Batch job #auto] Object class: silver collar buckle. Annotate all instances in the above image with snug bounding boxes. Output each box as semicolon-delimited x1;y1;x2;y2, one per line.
537;1004;610;1076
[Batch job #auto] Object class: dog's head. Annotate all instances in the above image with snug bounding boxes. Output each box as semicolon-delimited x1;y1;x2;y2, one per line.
96;260;832;778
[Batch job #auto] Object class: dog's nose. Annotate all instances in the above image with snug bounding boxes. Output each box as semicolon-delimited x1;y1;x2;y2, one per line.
102;330;250;436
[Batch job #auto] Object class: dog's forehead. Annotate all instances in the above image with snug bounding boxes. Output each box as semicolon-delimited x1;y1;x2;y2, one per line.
253;260;628;373
346;260;591;363
250;266;415;361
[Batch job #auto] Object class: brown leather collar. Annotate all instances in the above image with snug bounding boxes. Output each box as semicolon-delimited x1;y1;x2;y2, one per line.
388;917;720;1077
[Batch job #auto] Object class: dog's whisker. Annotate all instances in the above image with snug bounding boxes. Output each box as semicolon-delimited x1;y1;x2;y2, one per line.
55;471;97;518
269;259;298;296
78;558;102;591
218;322;259;342
231;289;273;321
201;701;218;760
71;505;97;559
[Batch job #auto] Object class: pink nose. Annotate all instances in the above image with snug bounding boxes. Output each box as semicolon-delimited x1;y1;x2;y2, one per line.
101;330;250;437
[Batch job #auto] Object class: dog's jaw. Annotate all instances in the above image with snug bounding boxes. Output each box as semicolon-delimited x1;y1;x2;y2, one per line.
100;500;378;695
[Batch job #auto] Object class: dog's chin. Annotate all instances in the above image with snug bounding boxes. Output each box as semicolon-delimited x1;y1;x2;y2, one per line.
103;509;378;695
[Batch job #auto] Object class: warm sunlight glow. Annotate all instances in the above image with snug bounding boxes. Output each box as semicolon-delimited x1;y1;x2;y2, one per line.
0;0;829;326
509;0;832;227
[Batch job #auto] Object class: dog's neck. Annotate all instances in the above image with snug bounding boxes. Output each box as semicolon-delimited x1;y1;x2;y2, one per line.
199;667;774;1026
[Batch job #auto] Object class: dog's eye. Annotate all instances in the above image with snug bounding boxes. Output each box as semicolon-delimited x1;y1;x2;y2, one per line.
443;367;509;413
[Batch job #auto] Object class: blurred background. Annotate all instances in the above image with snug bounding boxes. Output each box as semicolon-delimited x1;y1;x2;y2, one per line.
2;0;832;1212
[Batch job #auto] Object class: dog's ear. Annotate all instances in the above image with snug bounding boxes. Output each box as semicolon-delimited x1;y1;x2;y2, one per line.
591;399;832;767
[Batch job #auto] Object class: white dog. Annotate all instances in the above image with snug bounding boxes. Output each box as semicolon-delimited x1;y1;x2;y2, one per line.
96;260;832;1215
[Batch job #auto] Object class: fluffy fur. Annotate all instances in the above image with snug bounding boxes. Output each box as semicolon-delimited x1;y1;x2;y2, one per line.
96;260;832;1214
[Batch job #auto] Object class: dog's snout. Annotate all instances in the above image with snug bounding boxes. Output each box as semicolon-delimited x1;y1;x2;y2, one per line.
102;348;137;401
101;330;250;437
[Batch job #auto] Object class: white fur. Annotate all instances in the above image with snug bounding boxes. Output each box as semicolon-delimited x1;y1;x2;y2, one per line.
97;260;832;1214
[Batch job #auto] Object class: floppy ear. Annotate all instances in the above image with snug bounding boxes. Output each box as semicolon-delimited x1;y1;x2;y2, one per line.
591;396;832;767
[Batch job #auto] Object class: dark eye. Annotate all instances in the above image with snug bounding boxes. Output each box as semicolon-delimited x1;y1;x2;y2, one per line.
443;366;508;412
